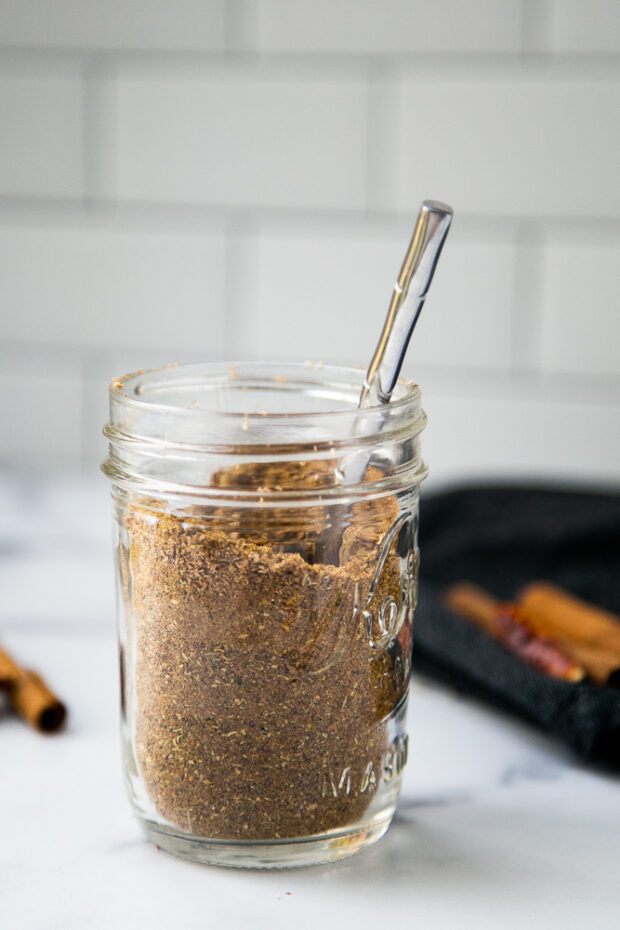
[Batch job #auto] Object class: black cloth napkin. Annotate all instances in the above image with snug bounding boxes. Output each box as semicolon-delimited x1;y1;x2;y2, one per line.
415;484;620;768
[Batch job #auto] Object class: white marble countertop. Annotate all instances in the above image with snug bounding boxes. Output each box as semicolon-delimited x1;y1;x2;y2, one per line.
2;474;619;929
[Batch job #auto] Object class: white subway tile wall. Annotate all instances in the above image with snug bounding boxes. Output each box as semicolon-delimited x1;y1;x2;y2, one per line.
252;221;517;370
549;1;620;54
383;70;620;218
111;65;368;209
0;1;226;51
249;0;524;54
0;63;84;197
540;239;620;377
0;1;618;486
0;222;227;350
0;346;83;465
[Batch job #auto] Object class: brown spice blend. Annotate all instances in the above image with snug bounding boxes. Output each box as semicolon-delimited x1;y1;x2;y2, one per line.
121;463;414;841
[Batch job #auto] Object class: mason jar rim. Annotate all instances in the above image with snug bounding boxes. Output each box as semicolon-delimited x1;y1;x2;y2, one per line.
106;360;420;420
104;361;425;447
102;361;427;499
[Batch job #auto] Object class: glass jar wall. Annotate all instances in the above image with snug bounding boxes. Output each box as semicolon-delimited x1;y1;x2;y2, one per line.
103;362;427;868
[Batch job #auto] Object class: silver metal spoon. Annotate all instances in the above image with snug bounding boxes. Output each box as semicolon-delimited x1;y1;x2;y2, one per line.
339;199;453;486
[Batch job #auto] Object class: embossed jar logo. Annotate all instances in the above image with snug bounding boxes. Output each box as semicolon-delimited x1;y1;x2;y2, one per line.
355;511;418;651
283;512;418;675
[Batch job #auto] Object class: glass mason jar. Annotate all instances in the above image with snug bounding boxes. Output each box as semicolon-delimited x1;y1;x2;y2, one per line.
102;361;427;868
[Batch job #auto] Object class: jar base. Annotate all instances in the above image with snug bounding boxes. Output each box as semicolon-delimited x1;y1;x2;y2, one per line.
140;810;394;870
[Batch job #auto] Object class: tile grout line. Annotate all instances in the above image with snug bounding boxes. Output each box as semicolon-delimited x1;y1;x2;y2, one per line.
1;43;619;72
81;53;112;204
0;195;618;236
224;0;258;53
521;0;553;55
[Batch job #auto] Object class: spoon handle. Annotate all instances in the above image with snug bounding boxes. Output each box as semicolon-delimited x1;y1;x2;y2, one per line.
360;200;453;408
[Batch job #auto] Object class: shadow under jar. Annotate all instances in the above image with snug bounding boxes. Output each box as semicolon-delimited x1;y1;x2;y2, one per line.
102;362;427;868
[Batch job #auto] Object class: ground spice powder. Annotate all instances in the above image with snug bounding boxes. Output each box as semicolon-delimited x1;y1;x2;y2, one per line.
121;463;413;841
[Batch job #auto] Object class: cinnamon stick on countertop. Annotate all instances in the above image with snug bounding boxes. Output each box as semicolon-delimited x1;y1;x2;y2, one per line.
445;584;585;683
0;647;22;684
0;644;66;733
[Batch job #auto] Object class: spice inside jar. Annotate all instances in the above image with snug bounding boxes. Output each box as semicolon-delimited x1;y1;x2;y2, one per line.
104;362;427;867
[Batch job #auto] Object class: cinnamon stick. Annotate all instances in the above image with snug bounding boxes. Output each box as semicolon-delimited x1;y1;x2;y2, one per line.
446;583;585;683
0;645;66;733
518;583;620;686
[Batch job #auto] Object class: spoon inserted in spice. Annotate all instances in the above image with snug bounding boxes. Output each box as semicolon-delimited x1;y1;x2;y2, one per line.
339;199;453;487
102;204;452;865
